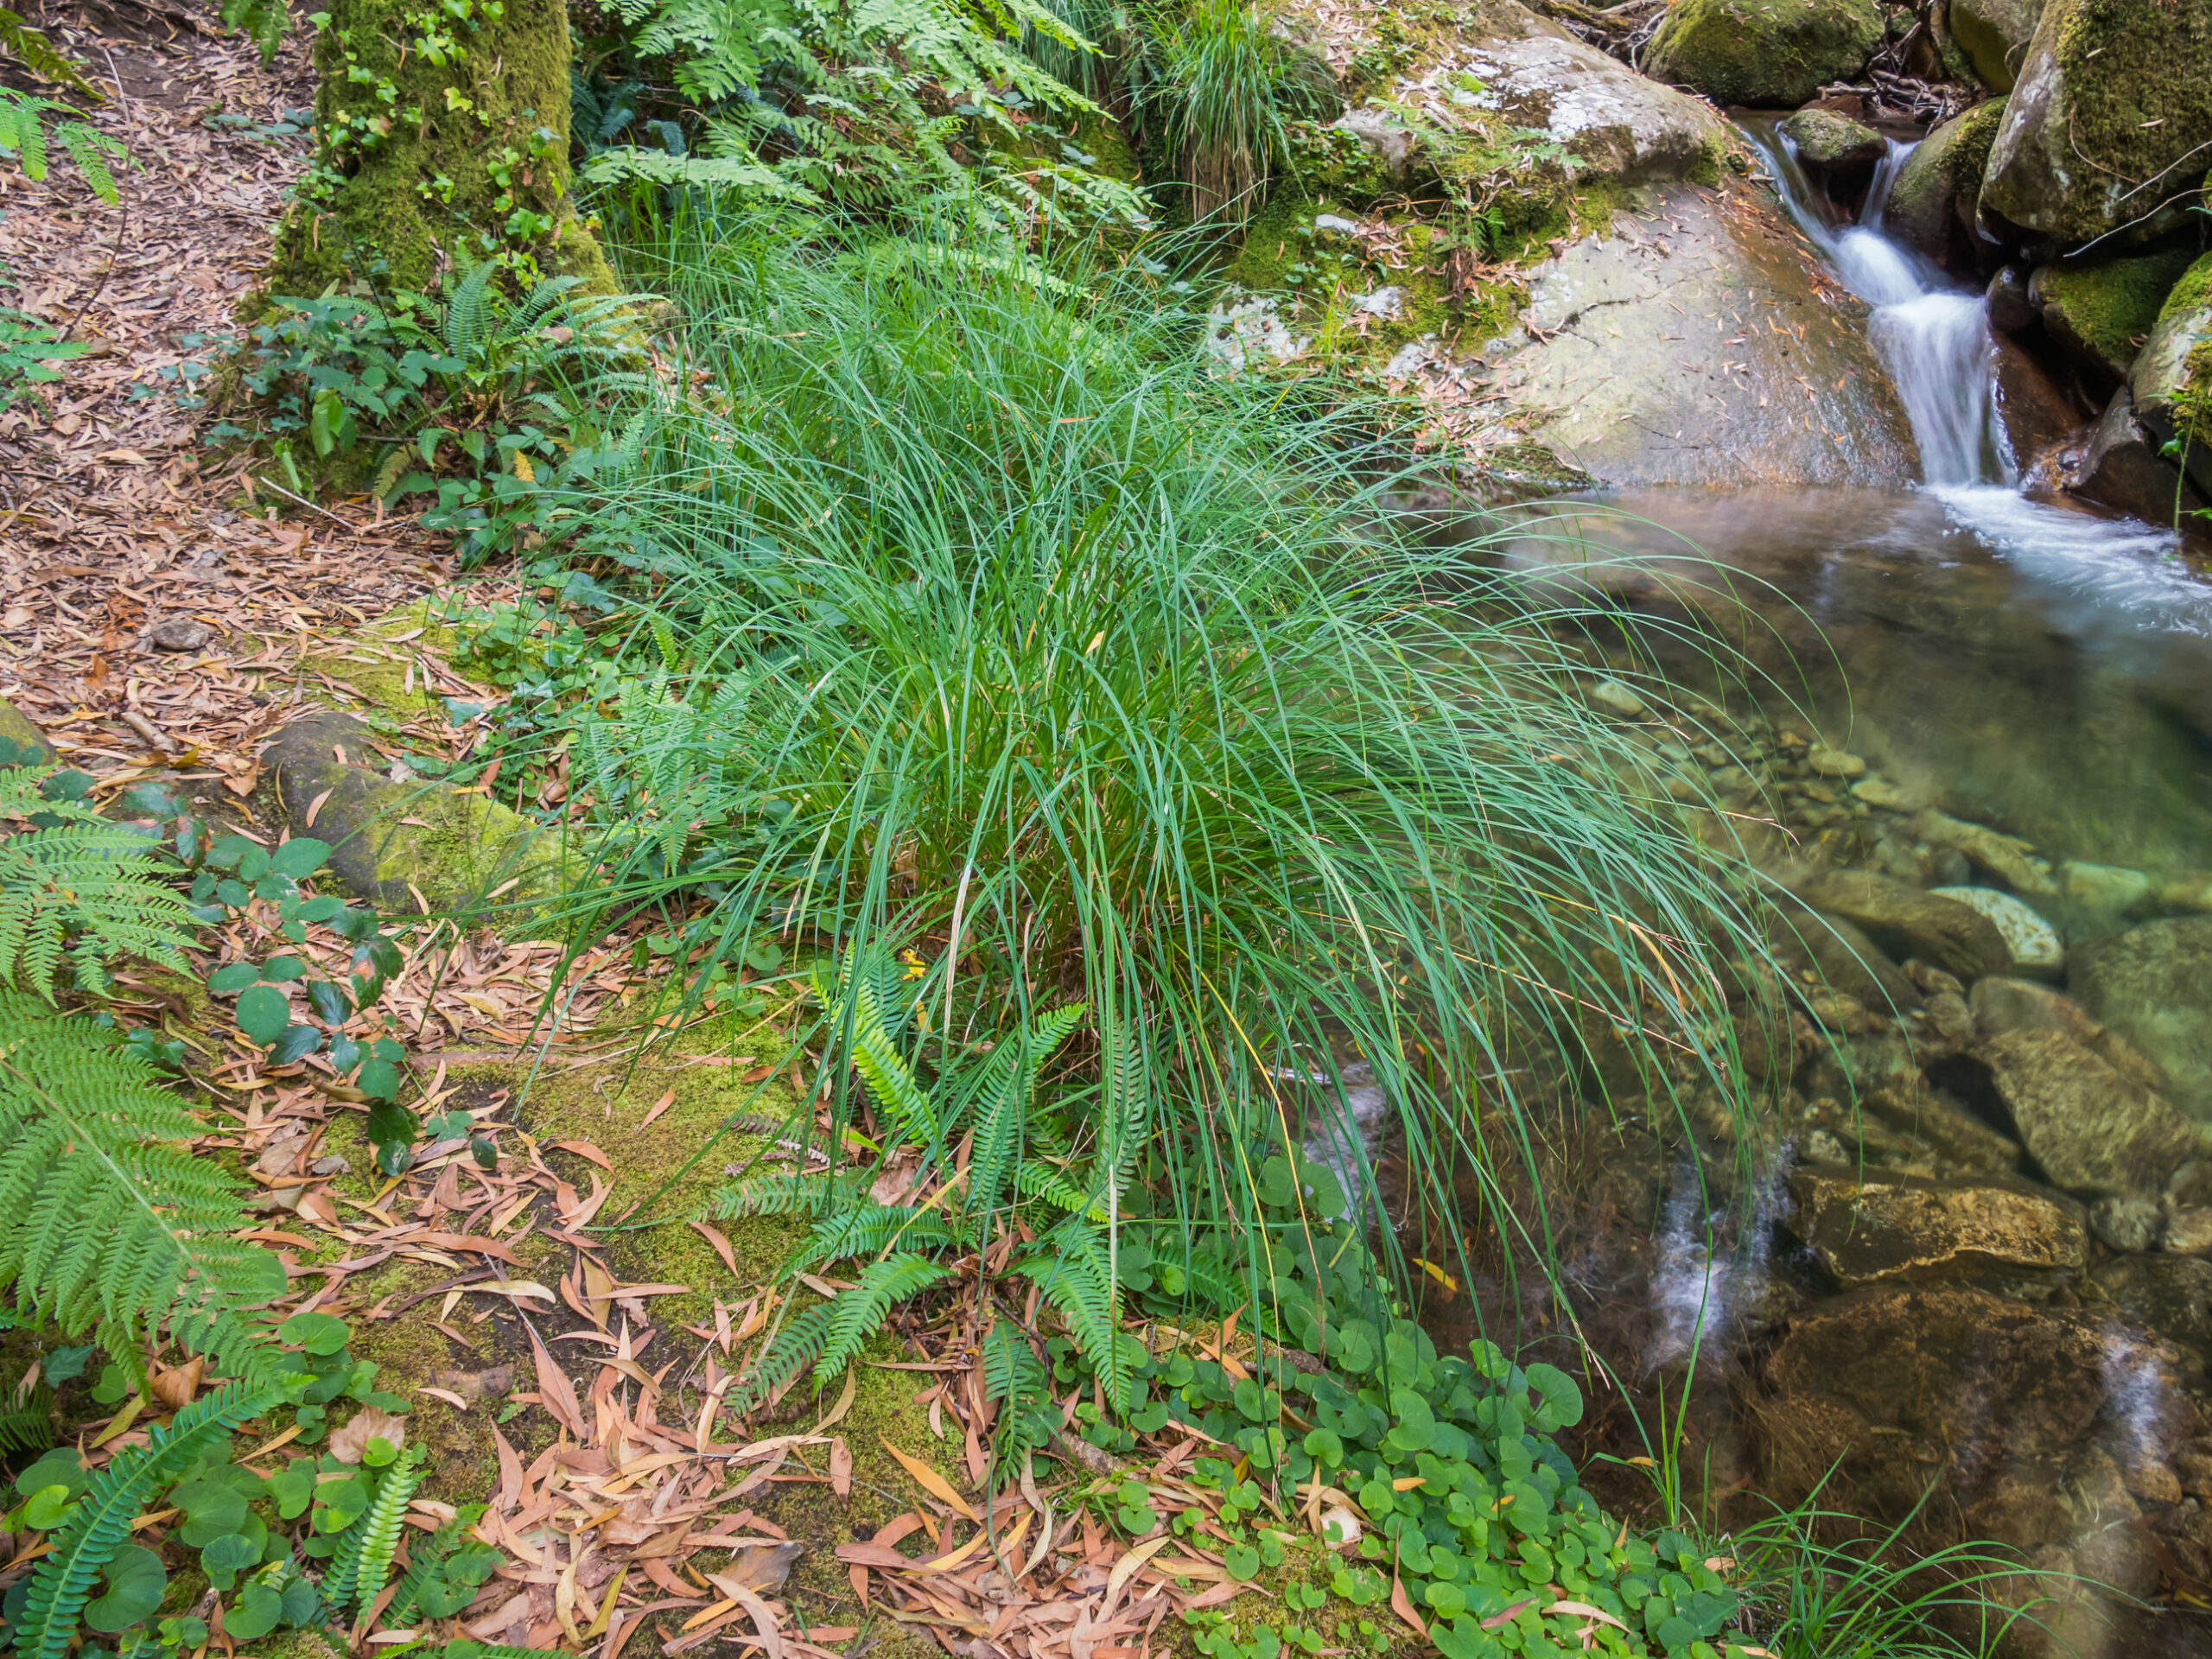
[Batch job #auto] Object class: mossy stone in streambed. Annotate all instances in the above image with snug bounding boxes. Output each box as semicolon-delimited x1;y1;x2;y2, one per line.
1980;0;2212;245
1948;0;2045;91
1778;107;1884;175
2131;251;2212;486
1642;0;1883;108
2030;248;2194;383
1885;99;2005;262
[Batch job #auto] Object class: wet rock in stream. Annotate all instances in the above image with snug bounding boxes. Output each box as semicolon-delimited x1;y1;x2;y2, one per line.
2073;918;2212;1123
1974;1028;2200;1200
1798;868;2016;982
1787;1165;2087;1286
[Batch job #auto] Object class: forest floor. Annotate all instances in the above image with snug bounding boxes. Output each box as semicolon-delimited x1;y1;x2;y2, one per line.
0;14;1315;1656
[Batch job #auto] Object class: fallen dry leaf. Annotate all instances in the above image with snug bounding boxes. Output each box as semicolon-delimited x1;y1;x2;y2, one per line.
329;1406;408;1465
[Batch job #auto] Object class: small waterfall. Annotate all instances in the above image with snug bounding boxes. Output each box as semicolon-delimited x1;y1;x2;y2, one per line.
1746;125;2013;489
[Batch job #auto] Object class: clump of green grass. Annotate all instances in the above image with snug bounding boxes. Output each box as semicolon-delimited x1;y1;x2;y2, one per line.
1133;0;1334;223
543;201;1778;1320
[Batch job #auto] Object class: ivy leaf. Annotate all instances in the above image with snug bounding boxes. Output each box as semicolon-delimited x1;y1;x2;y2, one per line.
200;1533;263;1592
222;1579;285;1642
207;963;261;995
280;1311;353;1355
270;1024;323;1065
1223;1544;1261;1582
83;1543;167;1632
270;836;334;878
234;984;290;1046
14;1450;89;1500
265;1457;318;1520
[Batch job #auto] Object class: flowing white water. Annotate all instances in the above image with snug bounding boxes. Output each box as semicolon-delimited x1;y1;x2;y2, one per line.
1750;128;2013;487
1745;119;2186;610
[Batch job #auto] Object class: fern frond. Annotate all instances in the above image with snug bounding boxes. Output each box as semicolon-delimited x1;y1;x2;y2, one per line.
961;1001;1086;1222
784;1204;959;1271
981;1322;1051;1481
1014;1159;1103;1221
0;770;197;997
1017;1227;1128;1409
710;1168;865;1221
731;1298;839;1414
810;1252;955;1387
0;995;286;1379
815;946;938;1145
15;1382;283;1659
334;1446;424;1615
0;15;100;99
444;258;501;363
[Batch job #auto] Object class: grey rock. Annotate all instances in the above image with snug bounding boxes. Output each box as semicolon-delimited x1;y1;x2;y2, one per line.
1351;286;1404;319
1885;100;2004;264
1443;2;1730;181
1800;869;2014;982
1586;677;1648;719
265;709;568;913
0;696;57;769
2073;918;2212;1122
147;617;213;652
2089;1194;2164;1253
1329;107;1418;181
1978;1027;2199;1198
1772;902;1923;1015
1980;0;2211;244
1986;266;2037;334
1929;886;2063;974
2164;1207;2212;1257
1505;182;1916;488
1909;808;2056;895
1643;0;1882;106
2130;251;2212;500
1967;976;2172;1094
1780;108;1885;176
1313;213;1362;234
2060;859;2155;920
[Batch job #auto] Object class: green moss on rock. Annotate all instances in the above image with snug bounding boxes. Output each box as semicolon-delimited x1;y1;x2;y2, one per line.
1885;99;2005;260
0;696;55;770
2034;248;2195;379
1643;0;1884;108
1981;0;2212;243
1948;0;2044;91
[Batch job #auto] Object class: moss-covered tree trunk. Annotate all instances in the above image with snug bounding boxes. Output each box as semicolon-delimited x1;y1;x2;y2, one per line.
265;0;616;297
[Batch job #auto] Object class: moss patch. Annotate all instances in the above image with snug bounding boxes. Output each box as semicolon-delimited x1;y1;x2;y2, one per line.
1643;0;1883;108
2037;248;2195;378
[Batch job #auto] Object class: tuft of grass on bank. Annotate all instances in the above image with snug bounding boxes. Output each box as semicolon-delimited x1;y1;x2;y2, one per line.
521;199;1783;1325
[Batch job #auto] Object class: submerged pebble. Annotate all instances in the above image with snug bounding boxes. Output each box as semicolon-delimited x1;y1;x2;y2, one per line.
1931;886;2063;972
1586;678;1648;719
1807;745;1867;779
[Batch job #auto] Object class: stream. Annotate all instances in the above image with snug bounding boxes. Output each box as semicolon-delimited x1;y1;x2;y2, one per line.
1385;121;2212;1654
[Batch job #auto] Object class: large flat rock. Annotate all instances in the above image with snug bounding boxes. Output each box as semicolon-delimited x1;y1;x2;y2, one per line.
1486;182;1919;486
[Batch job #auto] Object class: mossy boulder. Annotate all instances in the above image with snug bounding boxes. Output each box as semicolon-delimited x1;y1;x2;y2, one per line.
1948;0;2045;91
1980;0;2212;245
2131;250;2212;486
1884;99;2004;262
265;709;569;915
2030;247;2195;383
1643;0;1884;108
1780;106;1885;175
0;696;56;770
